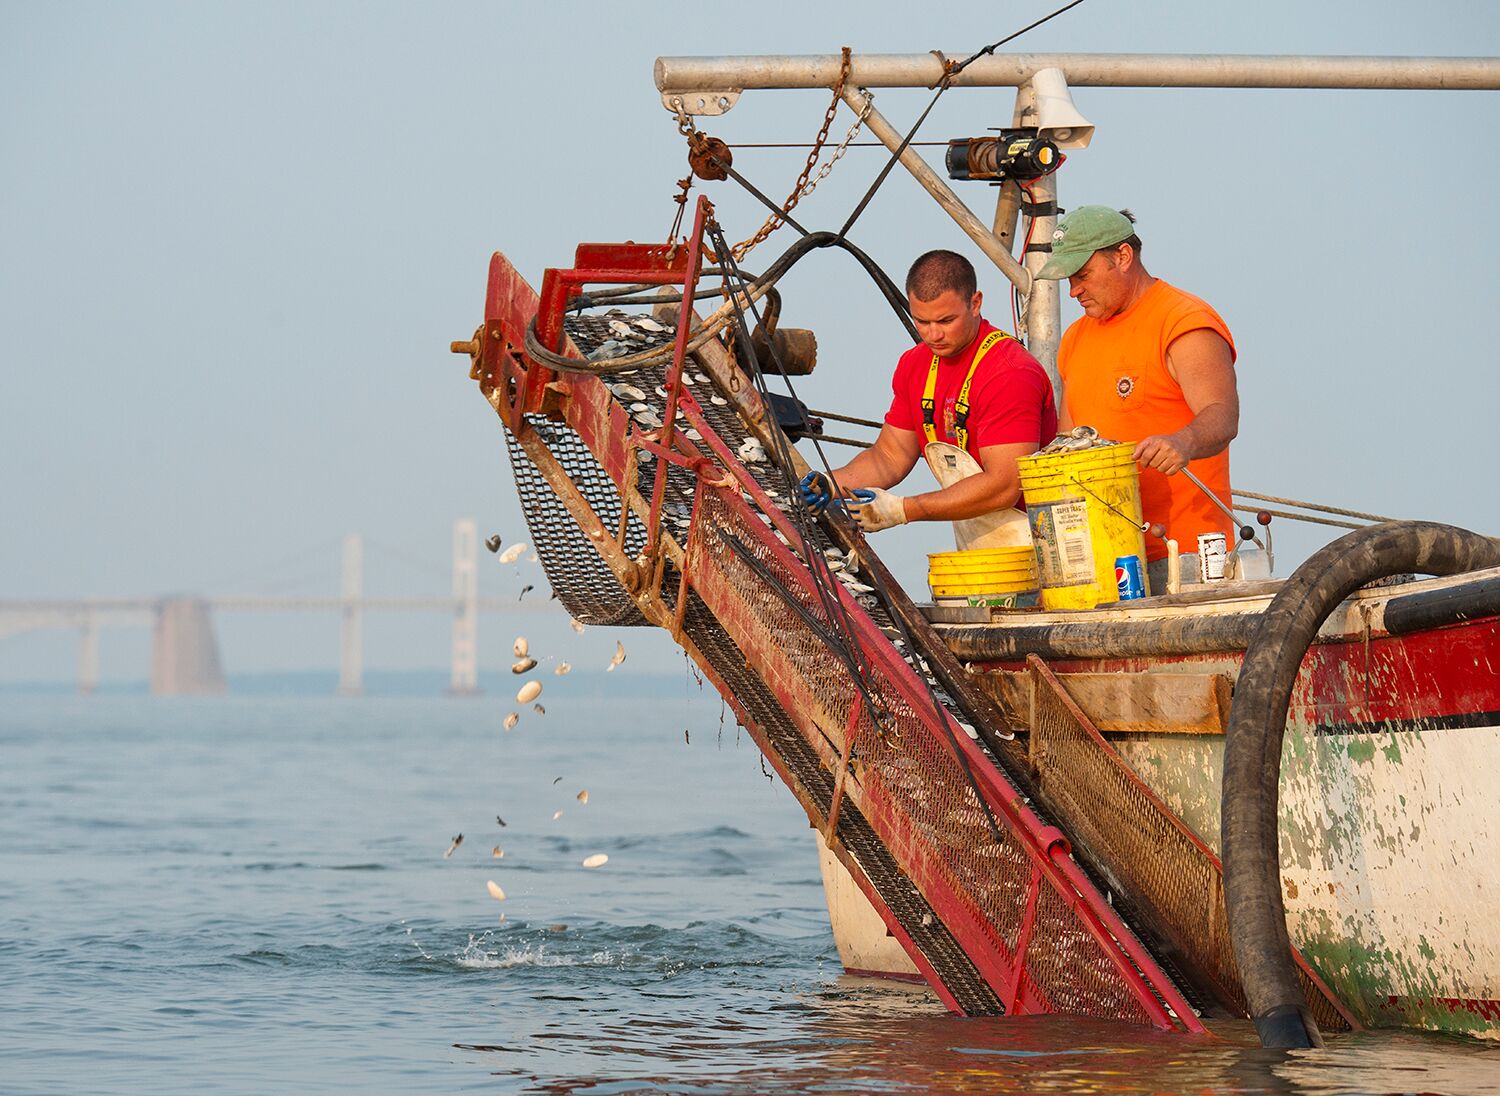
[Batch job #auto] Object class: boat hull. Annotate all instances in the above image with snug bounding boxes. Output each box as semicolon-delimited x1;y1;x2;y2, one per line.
825;569;1500;1038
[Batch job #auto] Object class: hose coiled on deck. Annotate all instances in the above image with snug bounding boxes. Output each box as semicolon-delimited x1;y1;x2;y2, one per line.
1222;521;1500;1048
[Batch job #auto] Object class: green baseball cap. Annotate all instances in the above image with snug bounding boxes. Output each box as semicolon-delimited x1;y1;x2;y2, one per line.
1034;206;1135;280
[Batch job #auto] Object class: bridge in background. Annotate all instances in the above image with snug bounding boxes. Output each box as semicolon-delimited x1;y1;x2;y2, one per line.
0;520;540;695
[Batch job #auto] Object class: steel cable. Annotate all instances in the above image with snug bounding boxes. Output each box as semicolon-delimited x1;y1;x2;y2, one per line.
706;216;1013;851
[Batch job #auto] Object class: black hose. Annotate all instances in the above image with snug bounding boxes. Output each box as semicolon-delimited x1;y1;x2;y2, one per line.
754;230;918;342
1222;521;1500;1049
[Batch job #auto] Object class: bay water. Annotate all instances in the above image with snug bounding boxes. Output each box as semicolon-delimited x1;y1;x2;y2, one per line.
4;671;1499;1094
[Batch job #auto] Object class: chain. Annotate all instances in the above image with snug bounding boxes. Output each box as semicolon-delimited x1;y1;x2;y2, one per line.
697;45;853;263
798;91;872;200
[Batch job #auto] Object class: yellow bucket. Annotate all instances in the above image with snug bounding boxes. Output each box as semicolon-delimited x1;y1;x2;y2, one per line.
928;546;1038;598
1015;442;1149;609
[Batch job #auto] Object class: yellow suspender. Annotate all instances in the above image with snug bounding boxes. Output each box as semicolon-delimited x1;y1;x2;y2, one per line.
920;330;1009;451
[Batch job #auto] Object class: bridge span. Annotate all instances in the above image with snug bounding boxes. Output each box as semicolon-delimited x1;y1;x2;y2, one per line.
0;520;541;695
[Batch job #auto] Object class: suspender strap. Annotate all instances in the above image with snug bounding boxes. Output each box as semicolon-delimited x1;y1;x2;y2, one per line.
921;329;1010;452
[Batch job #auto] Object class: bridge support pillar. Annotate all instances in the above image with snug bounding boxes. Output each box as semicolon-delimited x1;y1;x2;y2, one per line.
339;534;363;696
79;614;98;695
449;518;479;695
150;598;226;696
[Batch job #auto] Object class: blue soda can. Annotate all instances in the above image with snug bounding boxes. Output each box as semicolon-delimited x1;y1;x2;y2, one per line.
1115;555;1146;600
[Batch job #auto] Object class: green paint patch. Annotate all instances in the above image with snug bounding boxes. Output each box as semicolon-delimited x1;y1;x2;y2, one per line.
1382;738;1403;764
1347;739;1377;764
1418;935;1437;962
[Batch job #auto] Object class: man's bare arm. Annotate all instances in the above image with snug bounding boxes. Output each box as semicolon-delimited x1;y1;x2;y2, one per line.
1134;328;1238;475
827;424;920;494
902;441;1034;522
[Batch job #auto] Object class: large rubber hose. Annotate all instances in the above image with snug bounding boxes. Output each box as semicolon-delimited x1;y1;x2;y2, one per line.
1222;521;1500;1048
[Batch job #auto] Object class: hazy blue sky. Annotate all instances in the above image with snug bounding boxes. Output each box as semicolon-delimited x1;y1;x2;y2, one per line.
4;1;1497;682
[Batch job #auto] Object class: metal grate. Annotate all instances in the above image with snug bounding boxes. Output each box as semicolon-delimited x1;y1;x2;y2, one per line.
486;282;1201;1027
1025;656;1354;1030
676;590;1005;1014
686;487;1174;1024
504;415;651;627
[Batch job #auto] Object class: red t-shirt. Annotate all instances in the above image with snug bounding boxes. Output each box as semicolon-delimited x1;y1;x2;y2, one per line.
885;319;1057;462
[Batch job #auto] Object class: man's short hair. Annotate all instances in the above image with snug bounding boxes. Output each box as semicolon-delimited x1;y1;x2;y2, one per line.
906;250;977;302
1116;209;1142;261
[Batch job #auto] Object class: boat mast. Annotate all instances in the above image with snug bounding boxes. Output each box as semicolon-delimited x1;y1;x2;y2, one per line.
656;52;1500;401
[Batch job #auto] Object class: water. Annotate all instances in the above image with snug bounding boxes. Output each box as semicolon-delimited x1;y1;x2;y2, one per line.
4;677;1500;1094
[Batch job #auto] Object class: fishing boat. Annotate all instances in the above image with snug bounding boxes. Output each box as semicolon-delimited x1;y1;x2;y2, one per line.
450;49;1500;1047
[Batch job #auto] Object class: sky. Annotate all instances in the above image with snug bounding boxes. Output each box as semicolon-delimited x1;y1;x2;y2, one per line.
3;0;1498;683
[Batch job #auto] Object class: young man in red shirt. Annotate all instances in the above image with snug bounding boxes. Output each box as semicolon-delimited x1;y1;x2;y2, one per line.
800;250;1056;536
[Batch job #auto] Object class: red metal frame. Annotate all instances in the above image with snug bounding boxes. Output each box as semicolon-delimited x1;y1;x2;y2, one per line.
467;216;1206;1032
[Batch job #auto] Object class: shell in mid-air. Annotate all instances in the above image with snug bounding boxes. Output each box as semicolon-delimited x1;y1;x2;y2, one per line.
582;854;609;869
486;880;506;901
517;680;542;705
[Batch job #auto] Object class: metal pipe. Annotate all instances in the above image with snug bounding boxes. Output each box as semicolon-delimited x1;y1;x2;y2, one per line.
841;86;1031;295
991;180;1021;256
658;53;1500;93
1012;79;1061;402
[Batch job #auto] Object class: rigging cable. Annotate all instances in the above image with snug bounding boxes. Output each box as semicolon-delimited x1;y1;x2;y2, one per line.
706;216;1014;850
834;0;1088;243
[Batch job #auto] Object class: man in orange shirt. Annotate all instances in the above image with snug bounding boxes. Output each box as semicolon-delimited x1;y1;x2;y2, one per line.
1034;207;1239;587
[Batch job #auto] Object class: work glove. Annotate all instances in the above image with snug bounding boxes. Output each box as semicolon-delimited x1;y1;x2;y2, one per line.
798;471;833;513
848;487;908;533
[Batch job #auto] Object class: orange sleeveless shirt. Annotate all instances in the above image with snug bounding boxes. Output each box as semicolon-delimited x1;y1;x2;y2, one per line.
1058;280;1236;561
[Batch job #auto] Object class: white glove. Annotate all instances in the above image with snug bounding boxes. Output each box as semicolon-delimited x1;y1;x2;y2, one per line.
848;488;908;532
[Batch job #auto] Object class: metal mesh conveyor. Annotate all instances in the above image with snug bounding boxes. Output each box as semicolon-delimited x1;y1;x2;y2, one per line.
462;241;1205;1029
1023;656;1357;1031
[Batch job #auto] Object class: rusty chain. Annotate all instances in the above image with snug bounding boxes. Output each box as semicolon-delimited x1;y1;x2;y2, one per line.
668;46;854;264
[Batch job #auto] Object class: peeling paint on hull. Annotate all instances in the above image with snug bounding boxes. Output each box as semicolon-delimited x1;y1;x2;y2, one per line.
956;573;1500;1039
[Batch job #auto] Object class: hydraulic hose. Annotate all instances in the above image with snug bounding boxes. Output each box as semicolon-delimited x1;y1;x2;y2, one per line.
525;228;917;376
1222;521;1500;1049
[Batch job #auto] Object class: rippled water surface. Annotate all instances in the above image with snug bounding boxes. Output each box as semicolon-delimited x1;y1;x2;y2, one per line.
4;681;1499;1094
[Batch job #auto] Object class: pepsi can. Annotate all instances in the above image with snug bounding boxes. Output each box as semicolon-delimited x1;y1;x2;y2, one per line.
1115;555;1146;601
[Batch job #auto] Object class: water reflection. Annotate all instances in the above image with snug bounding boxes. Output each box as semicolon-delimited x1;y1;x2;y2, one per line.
460;975;1500;1095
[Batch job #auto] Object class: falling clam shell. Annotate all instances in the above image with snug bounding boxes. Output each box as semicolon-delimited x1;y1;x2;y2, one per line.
511;657;537;674
532;703;545;715
552;810;563;821
582;854;609;869
486;880;506;901
503;712;519;731
497;543;527;565
570;619;585;635
576;789;589;804
554;662;571;675
517;680;542;705
606;641;626;672
492;846;504;858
